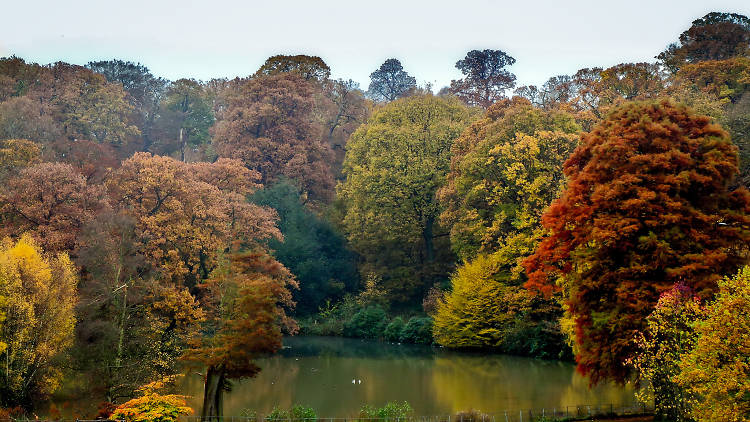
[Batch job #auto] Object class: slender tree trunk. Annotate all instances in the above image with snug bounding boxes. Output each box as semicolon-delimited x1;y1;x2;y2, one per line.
202;364;226;420
180;127;186;162
423;215;435;262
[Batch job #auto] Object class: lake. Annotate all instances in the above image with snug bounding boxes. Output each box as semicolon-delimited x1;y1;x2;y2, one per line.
182;336;636;416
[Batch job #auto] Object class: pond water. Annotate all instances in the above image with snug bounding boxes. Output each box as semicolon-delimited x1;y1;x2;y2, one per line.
181;336;636;416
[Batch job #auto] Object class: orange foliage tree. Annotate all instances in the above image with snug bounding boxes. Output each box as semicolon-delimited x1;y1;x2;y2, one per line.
182;251;297;418
212;73;335;202
524;100;750;383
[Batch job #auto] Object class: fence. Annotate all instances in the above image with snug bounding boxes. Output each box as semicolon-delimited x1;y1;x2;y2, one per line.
183;402;654;422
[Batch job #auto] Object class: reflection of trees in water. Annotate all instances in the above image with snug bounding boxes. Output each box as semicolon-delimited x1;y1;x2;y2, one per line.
430;355;635;413
182;337;635;416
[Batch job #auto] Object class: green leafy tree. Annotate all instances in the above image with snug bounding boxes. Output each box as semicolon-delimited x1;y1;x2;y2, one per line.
338;95;474;304
677;266;750;422
524;100;750;383
250;180;358;315
155;79;214;161
255;54;331;81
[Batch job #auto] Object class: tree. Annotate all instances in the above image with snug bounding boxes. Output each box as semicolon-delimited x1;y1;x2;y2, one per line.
659;12;750;72
0;235;77;408
524;100;750;384
108;153;280;287
255;54;331;81
212;73;335;202
50;63;140;147
367;59;417;102
154;79;214;161
182;251;296;418
320;79;371;175
677;266;750;422
0;97;62;144
250;180;358;314
448;49;517;108
432;253;568;358
628;284;704;421
438;98;580;263
0;162;109;254
338;95;474;304
0;138;40;179
85;60;169;150
109;377;193;422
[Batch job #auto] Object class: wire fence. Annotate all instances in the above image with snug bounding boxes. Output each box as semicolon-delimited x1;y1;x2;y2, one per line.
184;402;653;422
0;402;654;422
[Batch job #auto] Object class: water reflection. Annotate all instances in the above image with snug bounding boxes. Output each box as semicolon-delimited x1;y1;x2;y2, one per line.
183;336;635;416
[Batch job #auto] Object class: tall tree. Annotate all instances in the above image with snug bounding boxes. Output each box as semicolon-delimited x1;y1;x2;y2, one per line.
0;235;77;408
182;250;296;418
448;49;517;108
366;59;416;102
107;153;280;287
212;73;335;202
524;100;750;384
255;54;331;81
338;95;474;304
154;79;214;161
659;12;750;72
0;162;109;254
251;180;359;314
85;60;169;150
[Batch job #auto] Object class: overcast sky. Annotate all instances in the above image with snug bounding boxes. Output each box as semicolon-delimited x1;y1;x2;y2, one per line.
2;0;749;90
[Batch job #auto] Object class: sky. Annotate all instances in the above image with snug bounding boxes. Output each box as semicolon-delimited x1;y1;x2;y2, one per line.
2;0;750;90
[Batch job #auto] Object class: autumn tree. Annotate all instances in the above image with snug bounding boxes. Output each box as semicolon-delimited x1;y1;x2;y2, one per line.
153;79;214;161
109;376;193;422
0;162;109;254
107;153;280;287
448;49;517;108
212;73;335;202
438;97;580;263
0;138;40;179
320;79;370;175
524;100;750;384
338;95;474;304
255;54;331;81
677;266;750;422
0;235;77;408
433;99;578;357
0;96;62;144
182;251;297;418
86;59;169;150
367;59;417;102
628;284;704;421
659;12;750;72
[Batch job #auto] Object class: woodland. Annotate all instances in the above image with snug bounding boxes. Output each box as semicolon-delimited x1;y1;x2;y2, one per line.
0;10;750;422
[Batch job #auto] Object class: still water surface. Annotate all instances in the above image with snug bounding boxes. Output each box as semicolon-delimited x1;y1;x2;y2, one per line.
182;336;636;416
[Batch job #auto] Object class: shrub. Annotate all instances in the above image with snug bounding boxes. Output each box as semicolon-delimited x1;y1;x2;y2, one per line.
399;317;433;344
266;405;317;421
384;317;405;342
358;402;413;421
109;378;192;422
344;306;387;339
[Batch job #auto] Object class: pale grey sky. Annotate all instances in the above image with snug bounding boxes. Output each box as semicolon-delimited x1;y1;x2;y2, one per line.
2;0;749;90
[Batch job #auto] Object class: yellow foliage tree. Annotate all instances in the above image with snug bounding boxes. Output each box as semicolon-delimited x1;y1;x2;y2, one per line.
677;266;750;422
0;234;77;408
110;376;193;422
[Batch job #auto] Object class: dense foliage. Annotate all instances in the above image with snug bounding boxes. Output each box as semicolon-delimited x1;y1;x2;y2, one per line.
524;100;750;383
1;10;750;417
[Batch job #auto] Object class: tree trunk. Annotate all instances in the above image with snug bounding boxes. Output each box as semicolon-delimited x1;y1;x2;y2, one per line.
201;364;226;420
180;127;186;162
423;215;435;262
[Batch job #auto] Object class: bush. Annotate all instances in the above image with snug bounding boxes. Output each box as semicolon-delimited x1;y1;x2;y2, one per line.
384;317;405;342
344;306;387;339
453;409;491;422
358;402;412;421
399;317;433;344
266;404;317;421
